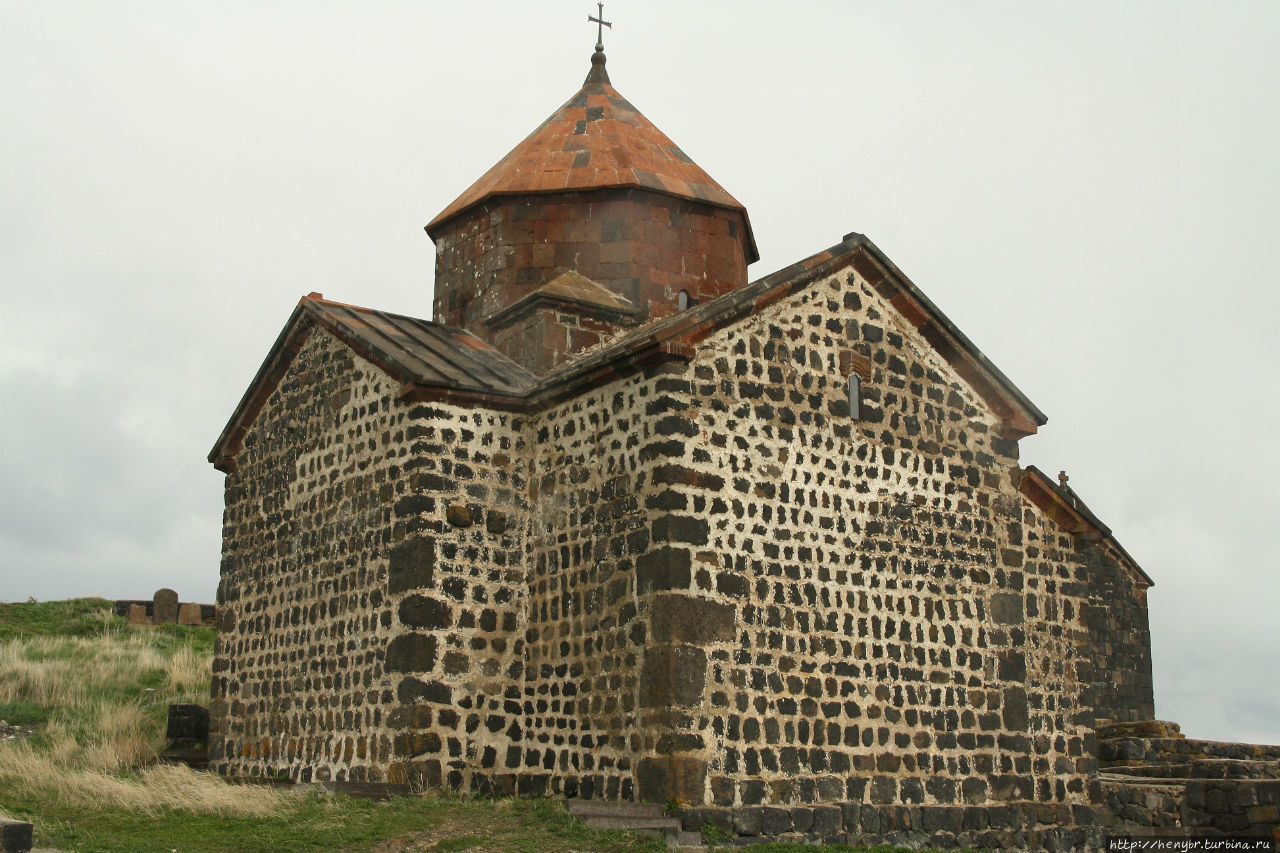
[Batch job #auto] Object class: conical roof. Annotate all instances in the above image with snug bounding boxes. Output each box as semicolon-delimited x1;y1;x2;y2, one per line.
427;50;758;262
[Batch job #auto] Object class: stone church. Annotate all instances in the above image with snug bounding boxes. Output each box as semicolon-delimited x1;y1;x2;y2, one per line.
207;40;1254;849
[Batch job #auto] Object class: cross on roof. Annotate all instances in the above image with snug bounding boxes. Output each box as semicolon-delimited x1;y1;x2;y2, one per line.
588;2;612;51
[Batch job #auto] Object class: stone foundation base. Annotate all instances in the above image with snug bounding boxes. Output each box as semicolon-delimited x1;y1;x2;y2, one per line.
670;801;1107;851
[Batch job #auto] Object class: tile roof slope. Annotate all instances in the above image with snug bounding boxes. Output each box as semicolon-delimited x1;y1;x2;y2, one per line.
208;295;536;470
426;50;759;262
309;297;535;395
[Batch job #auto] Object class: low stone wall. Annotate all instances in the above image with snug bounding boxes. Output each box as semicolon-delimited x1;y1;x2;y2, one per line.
114;588;216;627
1098;778;1183;828
1184;779;1280;839
670;801;1107;851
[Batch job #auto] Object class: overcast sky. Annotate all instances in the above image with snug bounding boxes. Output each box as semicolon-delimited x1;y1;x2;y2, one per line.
2;1;1276;746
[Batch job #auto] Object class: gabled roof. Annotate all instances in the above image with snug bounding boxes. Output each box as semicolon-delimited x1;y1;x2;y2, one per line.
500;232;1047;436
1019;465;1153;588
212;234;1048;470
483;269;644;330
425;51;758;263
208;295;535;472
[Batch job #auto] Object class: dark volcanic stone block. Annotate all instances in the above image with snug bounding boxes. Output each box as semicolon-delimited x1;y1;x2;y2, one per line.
870;776;897;804
637;547;693;593
997;650;1026;681
636;756;707;805
1002;686;1029;732
734;806;763;836
652;514;709;545
761;807;791;835
640;644;706;707
389;536;436;593
385;633;438;673
651;593;735;644
396;677;452;705
399;595;451;629
989;592;1023;625
1;819;34;853
165;704;210;741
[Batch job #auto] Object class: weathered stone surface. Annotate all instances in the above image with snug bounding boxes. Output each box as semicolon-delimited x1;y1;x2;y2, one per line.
650;593;735;645
389;536;436;593
385;633;438;673
636;756;707;805
127;603;148;625
177;602;203;626
152;588;179;625
398;595;451;630
1;819;33;853
989;592;1023;625
639;645;706;708
733;806;763;836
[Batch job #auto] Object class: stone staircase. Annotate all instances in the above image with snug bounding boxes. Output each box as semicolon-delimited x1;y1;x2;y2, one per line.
1097;719;1280;842
566;800;706;851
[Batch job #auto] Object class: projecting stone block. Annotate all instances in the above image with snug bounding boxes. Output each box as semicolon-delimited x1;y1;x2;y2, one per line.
1;819;33;853
650;593;735;645
165;704;210;741
640;644;706;708
153;588;179;624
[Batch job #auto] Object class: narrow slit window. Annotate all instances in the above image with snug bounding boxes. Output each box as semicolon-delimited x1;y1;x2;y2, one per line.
677;289;691;311
848;374;861;420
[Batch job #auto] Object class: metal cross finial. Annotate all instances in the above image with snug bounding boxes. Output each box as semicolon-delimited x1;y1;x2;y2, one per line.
588;2;612;51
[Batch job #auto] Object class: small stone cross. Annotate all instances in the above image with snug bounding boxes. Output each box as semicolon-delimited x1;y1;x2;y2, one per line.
588;2;612;51
1058;470;1070;488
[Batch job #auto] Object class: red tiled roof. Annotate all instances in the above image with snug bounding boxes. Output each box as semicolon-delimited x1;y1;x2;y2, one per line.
426;51;753;244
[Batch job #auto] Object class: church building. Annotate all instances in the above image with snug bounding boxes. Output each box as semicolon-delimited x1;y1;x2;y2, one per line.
208;34;1171;848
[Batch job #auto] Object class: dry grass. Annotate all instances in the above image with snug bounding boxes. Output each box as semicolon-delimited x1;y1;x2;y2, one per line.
0;618;300;817
0;750;297;817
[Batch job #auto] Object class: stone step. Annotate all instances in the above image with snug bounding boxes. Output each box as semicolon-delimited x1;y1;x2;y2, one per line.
1098;720;1183;741
567;799;666;819
580;815;684;836
1102;736;1280;766
675;830;708;851
1104;759;1280;780
1098;772;1186;786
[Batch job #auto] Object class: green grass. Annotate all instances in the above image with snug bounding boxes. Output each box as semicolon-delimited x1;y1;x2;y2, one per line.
0;596;126;640
0;598;959;853
5;791;673;853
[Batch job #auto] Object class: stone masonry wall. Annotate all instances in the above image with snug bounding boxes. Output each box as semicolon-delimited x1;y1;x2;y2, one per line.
212;328;402;780
627;269;1103;809
215;266;1154;808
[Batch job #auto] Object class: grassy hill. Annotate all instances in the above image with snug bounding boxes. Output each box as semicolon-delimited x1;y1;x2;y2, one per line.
0;599;948;853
